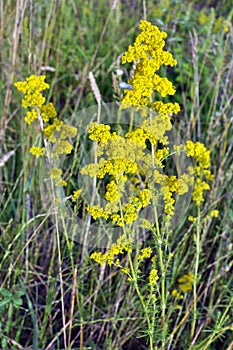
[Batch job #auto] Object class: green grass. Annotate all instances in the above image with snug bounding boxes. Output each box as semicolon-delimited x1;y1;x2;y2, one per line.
0;0;233;349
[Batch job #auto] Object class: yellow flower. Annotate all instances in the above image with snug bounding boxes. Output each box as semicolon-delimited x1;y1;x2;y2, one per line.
210;210;219;218
49;167;62;179
55;179;67;187
90;234;132;267
223;20;229;33
149;268;159;286
110;213;124;226
177;178;189;195
59;124;77;140
14;75;49;95
185;141;210;169
29;146;45;157
87;205;110;220
54;140;73;155
188;215;197;223
15;75;49;108
139;189;152;207
44;118;63;141
105;180;124;203
178;272;194;293
121;267;130;275
24;110;38;125
90;252;107;266
140;115;172;145
140;218;153;229
39;103;57;122
121;202;139;224
137;247;153;261
152;101;181;115
192;178;210;206
176;141;213;206
22;92;46;108
71;189;82;202
87;122;111;143
121;20;179;115
171;289;184;299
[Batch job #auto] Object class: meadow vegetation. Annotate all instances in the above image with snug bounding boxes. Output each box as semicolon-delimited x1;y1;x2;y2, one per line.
0;1;233;349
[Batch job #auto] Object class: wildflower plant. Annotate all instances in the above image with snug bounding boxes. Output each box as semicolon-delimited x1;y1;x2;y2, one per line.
83;20;215;348
14;75;78;347
14;20;218;350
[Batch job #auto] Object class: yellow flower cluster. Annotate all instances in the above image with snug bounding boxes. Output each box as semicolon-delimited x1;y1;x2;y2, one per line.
87;205;110;220
71;189;82;202
15;77;56;126
82;124;156;226
80;23;198;232
111;198;141;226
175;141;213;206
125;114;172;147
140;115;172;145
14;75;49;108
209;210;219;218
44;119;63;140
86;190;153;227
105;179;125;203
121;20;180;116
83;120;195;225
90;234;133;267
29;146;45;157
140;218;154;229
152;101;181;116
185;141;210;169
146;254;159;304
15;75;78;188
192;178;210;206
137;247;153;262
40;103;57;121
24;110;39;125
148;171;191;218
54;140;73;155
172;271;194;301
171;289;183;299
49;167;67;187
178;272;194;293
149;268;159;287
81;135;143;179
87;122;111;143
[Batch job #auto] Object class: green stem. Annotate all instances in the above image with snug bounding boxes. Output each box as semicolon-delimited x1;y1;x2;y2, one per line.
151;137;166;349
153;206;166;350
127;252;154;350
36;108;67;348
191;206;201;341
116;172;153;349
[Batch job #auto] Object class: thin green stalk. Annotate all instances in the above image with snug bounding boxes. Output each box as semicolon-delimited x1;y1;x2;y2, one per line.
127;252;154;350
153;204;166;350
116;175;153;349
191;206;201;341
150;181;166;348
150;114;166;348
36;109;67;349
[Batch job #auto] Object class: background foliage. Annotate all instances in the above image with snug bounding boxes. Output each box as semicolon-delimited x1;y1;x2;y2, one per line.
0;0;232;349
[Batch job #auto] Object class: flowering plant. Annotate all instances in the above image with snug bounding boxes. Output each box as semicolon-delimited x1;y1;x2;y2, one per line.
15;20;218;350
